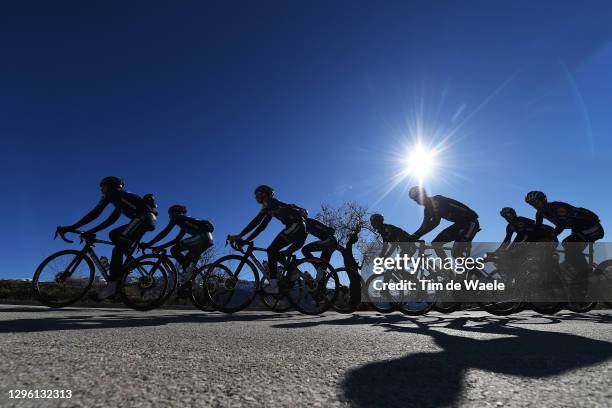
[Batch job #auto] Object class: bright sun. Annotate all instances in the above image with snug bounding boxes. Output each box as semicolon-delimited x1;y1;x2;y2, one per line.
406;143;437;182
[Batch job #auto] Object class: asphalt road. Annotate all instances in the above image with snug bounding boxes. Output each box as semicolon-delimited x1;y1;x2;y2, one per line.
1;305;611;407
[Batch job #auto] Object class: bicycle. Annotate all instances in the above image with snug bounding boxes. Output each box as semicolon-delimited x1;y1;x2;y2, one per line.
479;243;605;315
131;247;215;312
364;241;438;316
526;243;601;315
33;228;170;311
203;237;338;315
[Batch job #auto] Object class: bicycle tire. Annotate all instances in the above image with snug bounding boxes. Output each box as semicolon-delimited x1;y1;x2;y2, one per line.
530;302;564;315
433;302;461;314
119;259;169;311
480;302;523;316
285;258;339;315
32;250;95;308
261;292;293;313
190;265;216;312
204;255;260;314
364;272;398;313
159;258;179;305
566;302;597;313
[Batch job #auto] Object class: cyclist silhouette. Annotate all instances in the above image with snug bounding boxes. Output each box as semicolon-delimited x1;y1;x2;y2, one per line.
228;185;307;293
58;176;157;299
408;186;479;260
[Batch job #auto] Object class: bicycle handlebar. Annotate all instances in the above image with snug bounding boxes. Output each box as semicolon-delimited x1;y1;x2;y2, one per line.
55;227;77;244
226;235;252;253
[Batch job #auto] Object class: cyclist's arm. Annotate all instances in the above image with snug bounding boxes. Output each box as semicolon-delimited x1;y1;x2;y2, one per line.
86;208;121;234
156;230;186;249
412;205;439;239
552;224;565;237
497;225;514;251
238;211;266;237
144;221;175;246
69;199;109;230
243;214;272;241
535;211;543;226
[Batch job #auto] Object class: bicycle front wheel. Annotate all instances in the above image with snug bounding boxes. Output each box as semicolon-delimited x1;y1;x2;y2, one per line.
32;250;95;308
190;265;216;312
119;258;170;311
285;258;338;315
204;255;259;313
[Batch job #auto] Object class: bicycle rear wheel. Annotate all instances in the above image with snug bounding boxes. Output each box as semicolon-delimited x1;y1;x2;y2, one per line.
566;302;596;313
285;258;338;315
364;272;399;313
158;258;179;305
32;250;95;308
204;255;259;313
260;290;293;313
530;302;564;315
119;258;170;311
480;302;523;316
189;264;216;312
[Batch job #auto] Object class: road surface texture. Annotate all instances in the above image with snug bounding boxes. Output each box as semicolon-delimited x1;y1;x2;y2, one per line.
1;305;611;407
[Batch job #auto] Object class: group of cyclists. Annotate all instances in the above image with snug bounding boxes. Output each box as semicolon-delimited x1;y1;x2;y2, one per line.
56;175;605;300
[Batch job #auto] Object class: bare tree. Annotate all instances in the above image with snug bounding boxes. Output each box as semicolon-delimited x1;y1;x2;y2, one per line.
315;201;381;271
196;246;217;268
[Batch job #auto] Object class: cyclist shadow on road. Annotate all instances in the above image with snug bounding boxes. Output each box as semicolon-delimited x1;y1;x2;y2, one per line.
342;315;612;408
0;311;311;334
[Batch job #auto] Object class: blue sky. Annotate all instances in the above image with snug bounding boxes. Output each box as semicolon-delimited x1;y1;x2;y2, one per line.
2;1;612;278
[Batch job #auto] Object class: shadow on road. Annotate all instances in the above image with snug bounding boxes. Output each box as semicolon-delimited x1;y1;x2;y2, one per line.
0;311;305;333
340;315;612;408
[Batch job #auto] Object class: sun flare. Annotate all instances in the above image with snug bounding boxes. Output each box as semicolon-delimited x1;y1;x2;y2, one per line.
405;143;437;183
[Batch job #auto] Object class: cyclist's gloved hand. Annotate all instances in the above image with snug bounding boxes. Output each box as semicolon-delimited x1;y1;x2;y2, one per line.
80;231;96;241
57;226;73;235
228;234;242;242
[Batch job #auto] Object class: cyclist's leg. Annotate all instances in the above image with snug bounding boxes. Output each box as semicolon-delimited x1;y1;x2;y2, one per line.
302;240;324;259
267;235;291;279
319;237;338;264
170;243;190;270
109;224;132;282
180;232;214;268
432;225;456;260
451;220;479;258
105;219;146;298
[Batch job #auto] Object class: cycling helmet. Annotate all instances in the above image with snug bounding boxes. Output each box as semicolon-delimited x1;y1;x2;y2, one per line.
143;193;157;208
500;207;516;218
370;213;384;225
525;191;546;204
409;186;426;200
168;204;187;215
100;176;124;190
254;185;274;196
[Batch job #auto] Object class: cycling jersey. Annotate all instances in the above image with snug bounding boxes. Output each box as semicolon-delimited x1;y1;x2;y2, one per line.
504;216;555;242
305;218;335;240
379;223;413;242
413;195;478;239
428;195;478;223
535;201;601;237
71;189;157;232
144;214;214;252
171;215;214;236
240;198;305;241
